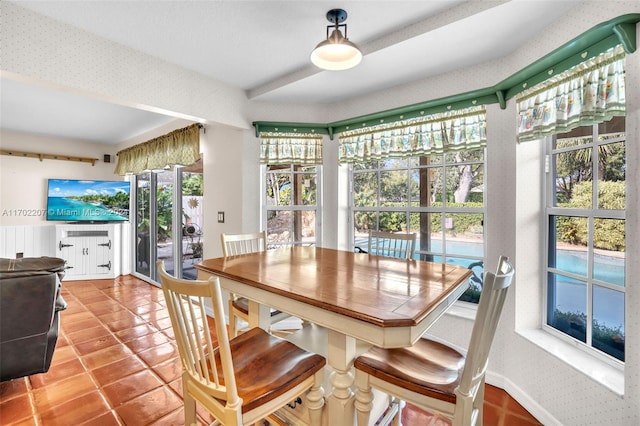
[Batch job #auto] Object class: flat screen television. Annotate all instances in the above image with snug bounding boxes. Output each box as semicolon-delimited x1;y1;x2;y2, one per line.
46;179;130;222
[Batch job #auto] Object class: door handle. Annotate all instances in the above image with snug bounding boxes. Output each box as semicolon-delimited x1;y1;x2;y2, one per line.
98;240;112;249
59;241;73;251
98;261;112;271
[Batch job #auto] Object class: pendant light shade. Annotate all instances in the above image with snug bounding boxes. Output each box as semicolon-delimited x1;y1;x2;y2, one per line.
310;9;362;71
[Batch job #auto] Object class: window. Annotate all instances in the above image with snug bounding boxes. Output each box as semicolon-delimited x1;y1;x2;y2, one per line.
545;116;625;363
351;149;485;303
263;164;321;247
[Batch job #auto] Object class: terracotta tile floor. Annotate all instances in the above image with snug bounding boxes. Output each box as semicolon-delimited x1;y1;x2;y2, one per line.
0;275;542;425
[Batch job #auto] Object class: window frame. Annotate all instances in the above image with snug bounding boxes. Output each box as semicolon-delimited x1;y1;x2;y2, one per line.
543;119;626;368
261;164;322;248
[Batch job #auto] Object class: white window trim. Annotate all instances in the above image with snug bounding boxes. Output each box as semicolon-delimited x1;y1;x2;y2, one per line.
512;134;626;397
348;154;486;305
543;127;626;369
445;285;625;404
261;164;322;247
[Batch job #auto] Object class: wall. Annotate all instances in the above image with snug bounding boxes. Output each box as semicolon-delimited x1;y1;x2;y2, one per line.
0;130;127;259
248;3;640;424
202;125;247;260
1;1;638;424
1;2;249;131
113;119;248;263
0;130;122;227
342;5;637;425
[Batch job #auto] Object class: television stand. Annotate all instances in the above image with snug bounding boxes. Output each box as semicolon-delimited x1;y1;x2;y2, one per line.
55;224;121;280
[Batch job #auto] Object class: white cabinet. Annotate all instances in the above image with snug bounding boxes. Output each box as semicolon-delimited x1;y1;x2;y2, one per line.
55;224;121;280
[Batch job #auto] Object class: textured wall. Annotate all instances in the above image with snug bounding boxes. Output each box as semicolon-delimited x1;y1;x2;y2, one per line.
0;130;123;226
1;2;249;130
413;5;640;424
1;1;638;424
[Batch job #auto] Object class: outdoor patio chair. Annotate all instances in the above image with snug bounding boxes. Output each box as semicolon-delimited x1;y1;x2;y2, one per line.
367;230;417;259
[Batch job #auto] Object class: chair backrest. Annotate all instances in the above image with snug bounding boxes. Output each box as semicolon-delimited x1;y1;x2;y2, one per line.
221;231;267;256
367;230;416;259
156;261;240;410
458;256;514;395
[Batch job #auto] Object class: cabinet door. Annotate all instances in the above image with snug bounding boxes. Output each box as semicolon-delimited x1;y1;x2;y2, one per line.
93;236;113;275
58;237;84;276
55;225;118;280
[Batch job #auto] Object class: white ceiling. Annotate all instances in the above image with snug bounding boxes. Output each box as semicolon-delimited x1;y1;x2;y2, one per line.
1;0;579;144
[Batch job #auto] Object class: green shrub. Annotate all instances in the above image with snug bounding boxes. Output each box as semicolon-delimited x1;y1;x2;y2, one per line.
428;202;483;235
379;211;406;232
354;202;484;234
557;181;625;251
551;309;624;361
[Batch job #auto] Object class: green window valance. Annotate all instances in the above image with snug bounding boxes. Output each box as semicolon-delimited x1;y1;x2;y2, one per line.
115;124;201;175
516;45;626;143
259;132;323;165
338;106;487;164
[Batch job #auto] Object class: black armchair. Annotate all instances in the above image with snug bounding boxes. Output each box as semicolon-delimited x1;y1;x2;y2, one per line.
0;257;67;382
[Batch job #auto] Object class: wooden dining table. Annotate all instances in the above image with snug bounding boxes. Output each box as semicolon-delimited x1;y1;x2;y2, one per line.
196;246;472;426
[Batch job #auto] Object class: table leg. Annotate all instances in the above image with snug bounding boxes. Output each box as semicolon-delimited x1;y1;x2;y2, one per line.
247;300;271;330
327;329;356;425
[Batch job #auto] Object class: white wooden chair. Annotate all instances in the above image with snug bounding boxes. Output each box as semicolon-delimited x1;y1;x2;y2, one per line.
354;256;515;426
220;232;291;337
367;230;416;259
157;261;326;426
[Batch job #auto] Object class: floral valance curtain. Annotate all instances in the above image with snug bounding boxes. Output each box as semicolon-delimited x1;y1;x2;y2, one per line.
259;132;323;165
115;124;201;175
338;106;487;164
516;45;626;143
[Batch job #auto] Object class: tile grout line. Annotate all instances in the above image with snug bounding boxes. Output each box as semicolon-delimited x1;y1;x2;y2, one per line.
60;282;123;424
85;278;186;425
103;279;188;425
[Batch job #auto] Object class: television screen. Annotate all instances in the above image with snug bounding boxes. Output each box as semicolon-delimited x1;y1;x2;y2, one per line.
46;179;130;222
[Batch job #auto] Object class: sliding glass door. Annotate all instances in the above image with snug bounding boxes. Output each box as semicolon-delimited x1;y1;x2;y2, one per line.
133;159;203;282
180;162;204;279
135;172;152;277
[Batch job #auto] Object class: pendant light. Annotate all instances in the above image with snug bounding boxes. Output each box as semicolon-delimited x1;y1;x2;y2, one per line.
310;9;362;71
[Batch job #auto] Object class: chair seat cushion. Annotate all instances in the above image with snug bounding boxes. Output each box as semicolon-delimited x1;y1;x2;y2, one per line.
354;337;465;403
214;327;326;413
232;297;283;317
